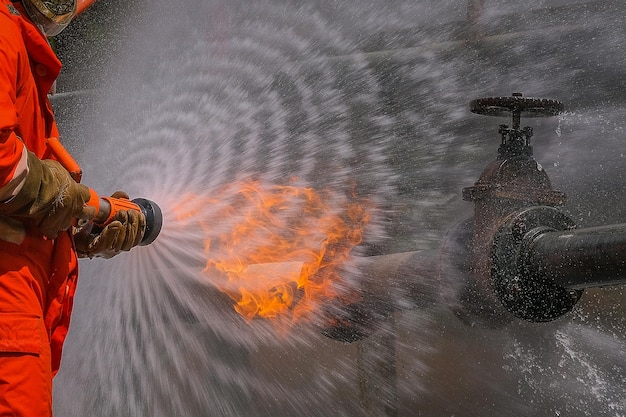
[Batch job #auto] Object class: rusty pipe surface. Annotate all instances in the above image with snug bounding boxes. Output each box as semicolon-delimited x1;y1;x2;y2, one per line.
360;251;439;309
318;250;439;343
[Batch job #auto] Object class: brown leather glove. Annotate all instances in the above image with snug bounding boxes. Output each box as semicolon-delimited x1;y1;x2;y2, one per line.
74;191;146;259
0;151;91;239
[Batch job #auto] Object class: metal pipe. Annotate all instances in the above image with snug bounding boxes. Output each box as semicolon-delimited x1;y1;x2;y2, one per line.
522;223;626;290
491;206;626;322
361;251;439;310
320;250;439;343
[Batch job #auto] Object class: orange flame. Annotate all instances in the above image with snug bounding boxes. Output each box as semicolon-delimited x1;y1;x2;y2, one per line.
175;179;369;324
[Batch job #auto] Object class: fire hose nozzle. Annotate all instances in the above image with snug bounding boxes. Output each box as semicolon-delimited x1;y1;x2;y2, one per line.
131;197;163;246
82;191;163;246
45;137;163;246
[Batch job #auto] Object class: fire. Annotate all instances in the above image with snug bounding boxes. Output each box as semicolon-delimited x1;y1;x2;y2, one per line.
175;179;369;324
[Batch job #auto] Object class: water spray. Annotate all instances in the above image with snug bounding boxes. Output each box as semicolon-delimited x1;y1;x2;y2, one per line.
46;137;163;246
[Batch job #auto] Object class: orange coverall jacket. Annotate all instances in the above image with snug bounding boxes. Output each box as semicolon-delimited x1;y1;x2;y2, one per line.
0;1;80;415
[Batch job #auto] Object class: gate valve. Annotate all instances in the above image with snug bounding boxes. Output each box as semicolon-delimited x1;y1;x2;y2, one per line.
458;93;574;324
460;93;626;323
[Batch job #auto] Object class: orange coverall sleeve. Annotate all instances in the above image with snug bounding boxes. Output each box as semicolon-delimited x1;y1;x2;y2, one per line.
0;13;27;193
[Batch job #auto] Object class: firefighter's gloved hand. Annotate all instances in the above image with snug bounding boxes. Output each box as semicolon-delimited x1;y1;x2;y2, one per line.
0;151;91;239
74;191;146;259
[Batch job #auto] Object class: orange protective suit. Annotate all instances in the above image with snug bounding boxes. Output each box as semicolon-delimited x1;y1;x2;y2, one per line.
1;1;80;416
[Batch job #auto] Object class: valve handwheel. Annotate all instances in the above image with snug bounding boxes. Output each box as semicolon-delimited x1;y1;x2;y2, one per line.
470;93;564;129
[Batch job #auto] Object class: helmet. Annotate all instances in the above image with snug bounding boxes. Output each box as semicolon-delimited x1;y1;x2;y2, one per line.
21;0;77;36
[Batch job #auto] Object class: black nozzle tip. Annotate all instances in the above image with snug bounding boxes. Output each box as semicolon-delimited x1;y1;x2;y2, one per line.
132;198;163;246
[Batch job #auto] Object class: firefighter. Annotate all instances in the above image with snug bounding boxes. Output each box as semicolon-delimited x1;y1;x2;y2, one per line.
0;0;145;415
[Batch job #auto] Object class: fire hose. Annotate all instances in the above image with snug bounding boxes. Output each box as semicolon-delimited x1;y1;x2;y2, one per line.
46;137;162;246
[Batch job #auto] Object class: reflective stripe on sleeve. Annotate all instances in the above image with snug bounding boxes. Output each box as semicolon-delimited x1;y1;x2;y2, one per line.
0;141;28;202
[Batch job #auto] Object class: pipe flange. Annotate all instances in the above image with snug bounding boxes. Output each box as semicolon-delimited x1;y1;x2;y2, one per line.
491;206;583;322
